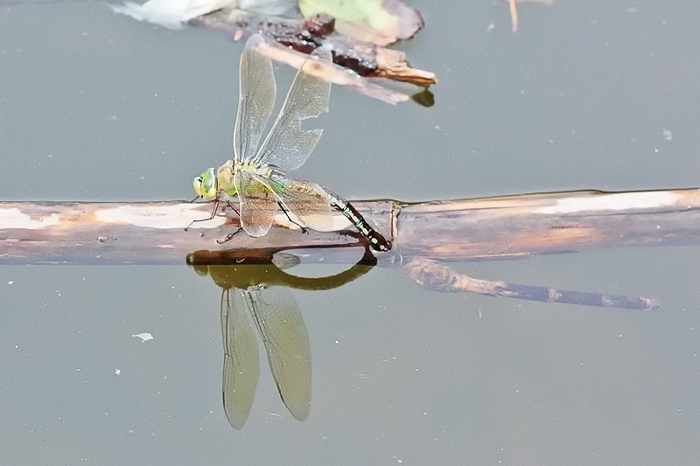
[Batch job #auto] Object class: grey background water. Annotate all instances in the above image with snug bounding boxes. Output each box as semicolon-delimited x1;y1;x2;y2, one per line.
2;1;700;464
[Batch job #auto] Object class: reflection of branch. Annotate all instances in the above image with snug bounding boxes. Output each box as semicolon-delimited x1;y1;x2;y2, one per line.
401;257;659;310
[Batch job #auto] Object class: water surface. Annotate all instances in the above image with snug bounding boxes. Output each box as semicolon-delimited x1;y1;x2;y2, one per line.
2;2;700;464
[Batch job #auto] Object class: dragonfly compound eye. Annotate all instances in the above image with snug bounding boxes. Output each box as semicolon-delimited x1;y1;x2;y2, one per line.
192;176;204;197
192;168;217;199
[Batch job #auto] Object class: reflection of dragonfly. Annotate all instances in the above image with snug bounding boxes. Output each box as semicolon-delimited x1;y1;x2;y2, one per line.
220;281;311;429
194;252;376;429
192;33;391;252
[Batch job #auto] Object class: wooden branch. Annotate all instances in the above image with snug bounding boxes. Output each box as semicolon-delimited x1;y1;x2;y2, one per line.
396;188;700;261
188;9;436;104
0;201;382;265
190;9;438;86
1;188;699;265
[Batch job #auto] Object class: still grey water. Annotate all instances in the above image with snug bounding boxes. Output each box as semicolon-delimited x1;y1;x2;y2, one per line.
2;1;700;464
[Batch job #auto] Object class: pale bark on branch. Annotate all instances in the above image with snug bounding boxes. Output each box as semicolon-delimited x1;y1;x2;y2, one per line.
1;188;699;265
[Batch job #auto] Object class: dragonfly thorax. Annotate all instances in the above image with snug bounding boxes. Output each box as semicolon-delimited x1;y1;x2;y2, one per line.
217;160;239;197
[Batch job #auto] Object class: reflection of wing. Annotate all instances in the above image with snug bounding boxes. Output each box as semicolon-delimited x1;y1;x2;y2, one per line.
246;285;311;421
252;46;333;171
221;289;260;430
234;34;276;163
234;170;278;237
268;176;334;232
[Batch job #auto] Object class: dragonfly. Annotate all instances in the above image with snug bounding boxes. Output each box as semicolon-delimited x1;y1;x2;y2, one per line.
192;34;391;252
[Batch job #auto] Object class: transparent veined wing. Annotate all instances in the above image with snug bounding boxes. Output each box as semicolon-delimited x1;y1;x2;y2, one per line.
234;34;276;163
221;288;260;430
252;46;333;171
266;176;335;232
246;285;312;422
234;169;278;237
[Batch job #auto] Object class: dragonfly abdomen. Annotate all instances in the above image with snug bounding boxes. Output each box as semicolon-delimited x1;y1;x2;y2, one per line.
324;189;392;252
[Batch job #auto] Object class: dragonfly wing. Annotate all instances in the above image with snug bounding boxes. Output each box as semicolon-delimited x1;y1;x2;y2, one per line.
221;289;260;430
247;285;311;422
252;46;333;171
234;34;276;162
269;177;334;232
234;170;278;237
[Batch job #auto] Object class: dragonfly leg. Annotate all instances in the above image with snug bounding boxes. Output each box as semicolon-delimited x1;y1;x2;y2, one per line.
216;227;244;244
277;202;309;234
185;198;221;230
226;200;241;216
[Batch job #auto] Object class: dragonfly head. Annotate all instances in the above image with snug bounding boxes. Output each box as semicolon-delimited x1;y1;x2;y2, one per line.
192;167;218;199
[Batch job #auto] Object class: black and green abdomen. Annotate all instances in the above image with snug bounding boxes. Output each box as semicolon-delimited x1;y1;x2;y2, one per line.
324;189;392;252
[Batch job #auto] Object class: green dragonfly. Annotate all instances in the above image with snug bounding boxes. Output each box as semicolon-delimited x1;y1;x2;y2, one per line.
192;34;391;252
